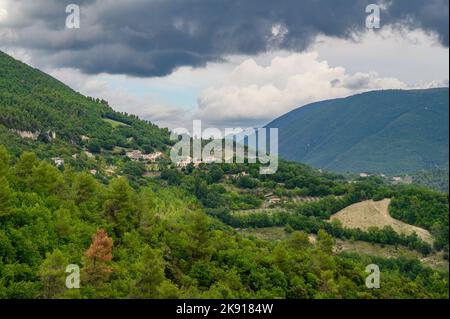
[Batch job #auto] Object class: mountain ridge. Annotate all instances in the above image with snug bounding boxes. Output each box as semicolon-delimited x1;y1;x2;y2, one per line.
266;88;449;174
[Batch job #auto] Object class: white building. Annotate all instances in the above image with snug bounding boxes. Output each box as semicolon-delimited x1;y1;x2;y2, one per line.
52;157;64;167
143;151;163;162
126;150;143;161
203;155;221;164
84;151;95;159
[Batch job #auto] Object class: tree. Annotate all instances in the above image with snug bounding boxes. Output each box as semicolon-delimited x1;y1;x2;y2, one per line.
27;162;64;195
285;231;310;250
317;230;334;254
237;176;258;189
122;161;146;178
82;229;113;286
207;165;224;184
0;145;10;177
103;177;138;237
130;247;166;298
72;172;98;204
194;176;208;200
38;250;68;299
0;177;12;216
14;152;38;182
87;139;101;153
161;169;182;186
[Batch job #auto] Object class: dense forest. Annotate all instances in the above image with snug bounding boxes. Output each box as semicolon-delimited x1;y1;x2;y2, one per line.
0;146;448;298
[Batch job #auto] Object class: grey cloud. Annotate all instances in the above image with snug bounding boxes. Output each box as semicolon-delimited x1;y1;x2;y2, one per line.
383;0;449;46
1;0;448;77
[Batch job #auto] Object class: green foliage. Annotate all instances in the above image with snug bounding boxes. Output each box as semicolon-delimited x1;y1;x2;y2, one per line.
0;145;10;177
38;250;68;299
72;173;99;205
0;51;448;300
122;161;146;180
0;51;170;159
87;140;102;154
160;169;182;186
237;176;259;189
0;148;446;299
130;247;168;298
0;177;12;216
27;162;64;196
103;178;139;237
390;186;449;251
411;168;449;193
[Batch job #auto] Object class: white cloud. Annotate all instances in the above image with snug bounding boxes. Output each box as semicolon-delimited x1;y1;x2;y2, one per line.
313;28;449;85
0;9;7;23
195;52;409;126
4;25;446;131
45;48;447;131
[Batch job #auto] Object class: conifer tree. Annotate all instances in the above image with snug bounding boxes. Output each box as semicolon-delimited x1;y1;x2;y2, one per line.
82;229;113;286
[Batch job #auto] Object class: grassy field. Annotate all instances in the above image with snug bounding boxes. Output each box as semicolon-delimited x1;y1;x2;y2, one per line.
330;199;434;244
103;118;130;128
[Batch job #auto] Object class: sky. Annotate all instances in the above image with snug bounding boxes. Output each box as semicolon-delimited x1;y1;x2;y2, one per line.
0;0;448;130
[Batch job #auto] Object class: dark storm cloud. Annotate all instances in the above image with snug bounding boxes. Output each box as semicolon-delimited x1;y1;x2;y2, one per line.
383;0;449;46
1;0;448;77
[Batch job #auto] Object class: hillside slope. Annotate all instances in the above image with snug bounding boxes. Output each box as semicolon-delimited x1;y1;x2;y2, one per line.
0;51;448;300
330;199;434;245
266;88;449;174
0;51;170;157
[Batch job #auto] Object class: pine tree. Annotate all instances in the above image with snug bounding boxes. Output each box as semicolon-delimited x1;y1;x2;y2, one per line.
14;151;38;181
317;230;334;254
82;229;113;286
0;177;12;216
0;145;10;177
27;162;63;195
103;177;138;237
72;172;98;204
130;247;166;298
38;250;68;299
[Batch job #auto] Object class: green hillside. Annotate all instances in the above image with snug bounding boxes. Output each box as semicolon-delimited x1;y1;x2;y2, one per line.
411;168;449;193
0;51;448;299
0;51;170;158
267;89;449;174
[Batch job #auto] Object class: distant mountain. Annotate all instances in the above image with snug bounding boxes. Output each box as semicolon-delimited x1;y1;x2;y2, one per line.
266;88;449;174
0;51;170;157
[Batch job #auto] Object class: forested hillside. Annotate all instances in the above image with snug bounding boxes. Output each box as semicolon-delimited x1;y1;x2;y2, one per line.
0;147;448;298
266;88;449;174
0;51;171;158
